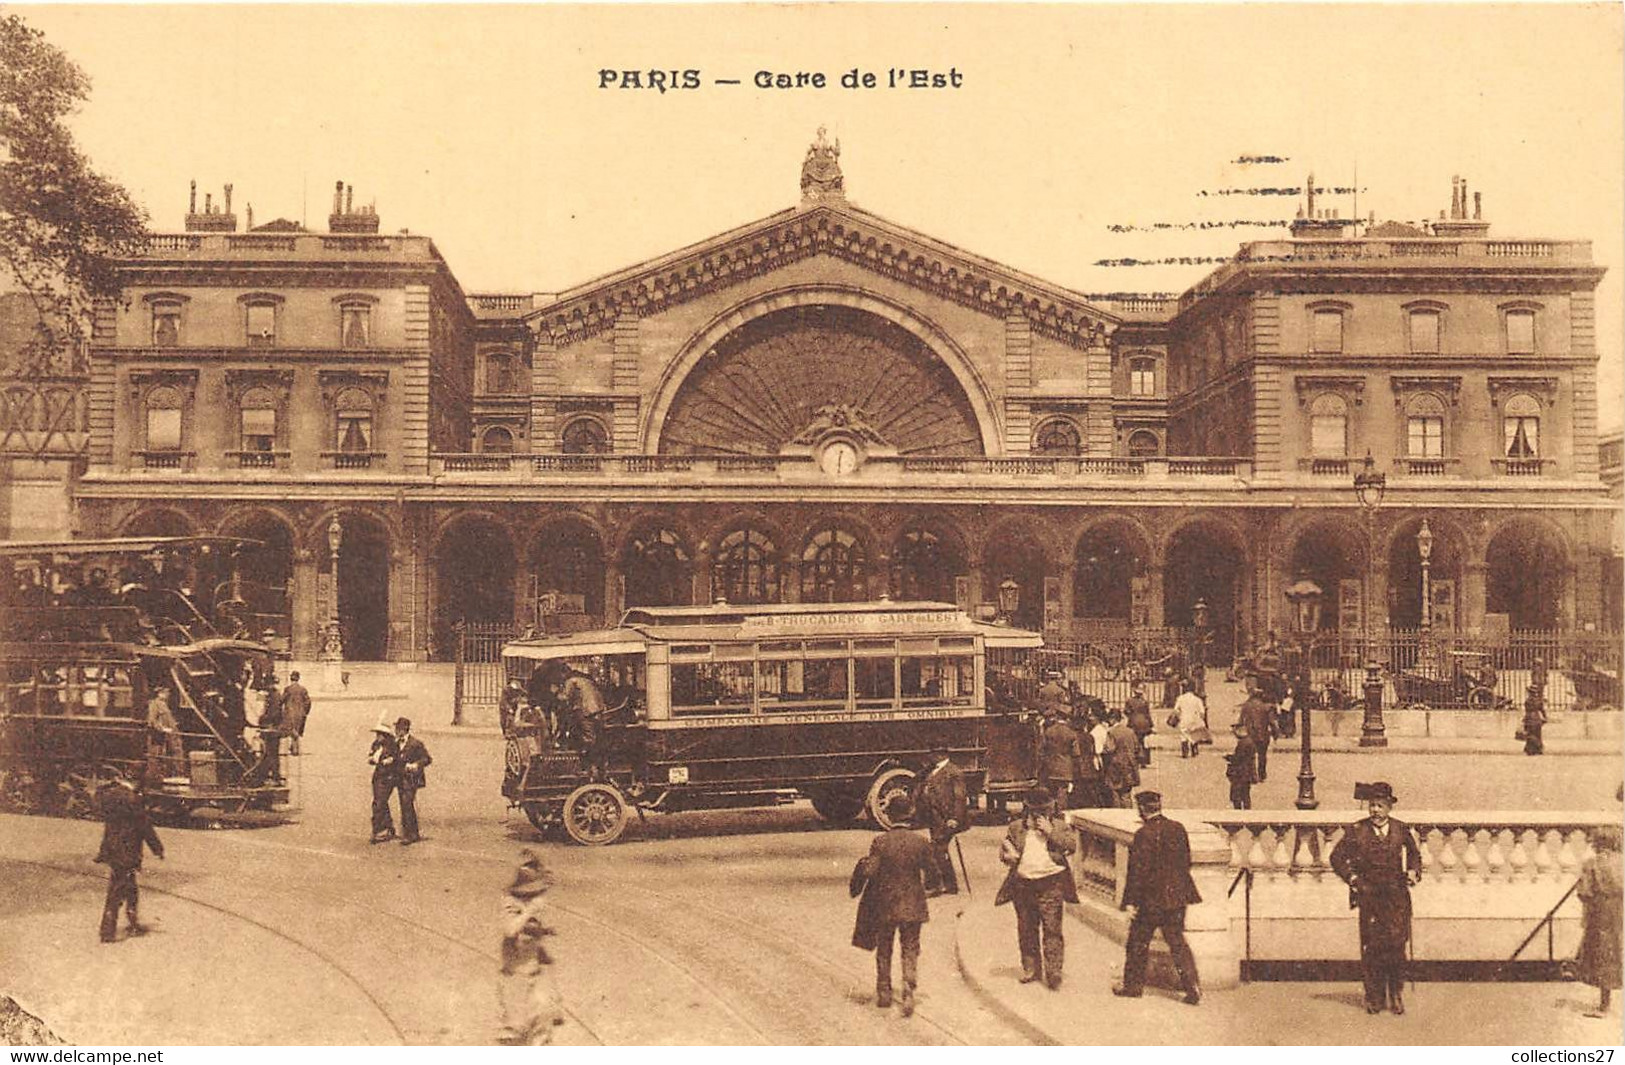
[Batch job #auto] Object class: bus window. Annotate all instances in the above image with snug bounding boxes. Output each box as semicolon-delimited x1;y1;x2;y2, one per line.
855;656;897;710
902;655;976;706
671;661;753;716
758;657;847;713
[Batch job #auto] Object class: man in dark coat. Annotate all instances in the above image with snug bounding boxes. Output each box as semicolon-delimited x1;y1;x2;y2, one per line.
1330;781;1422;1015
281;671;312;755
1102;711;1143;808
915;747;969;896
1037;705;1085;806
1114;791;1202;1004
850;793;935;1016
95;767;164;942
996;787;1079;989
393;717;433;845
1238;689;1275;783
1124;683;1154;767
1070;710;1112;808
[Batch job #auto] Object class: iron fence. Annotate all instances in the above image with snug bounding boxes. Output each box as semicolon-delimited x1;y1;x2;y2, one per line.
453;621;522;721
989;628;1196;711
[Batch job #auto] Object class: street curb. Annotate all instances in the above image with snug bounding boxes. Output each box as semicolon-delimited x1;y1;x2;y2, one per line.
950;907;1062;1046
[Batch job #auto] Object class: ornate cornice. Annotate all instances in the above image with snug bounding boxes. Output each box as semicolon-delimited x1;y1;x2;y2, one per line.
317;368;389;405
1293;374;1366;407
224;368;294;404
1488;375;1559;407
528;206;1115;351
1389;375;1462;407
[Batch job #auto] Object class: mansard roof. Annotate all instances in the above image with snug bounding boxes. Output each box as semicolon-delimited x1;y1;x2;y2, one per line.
525;202;1119;350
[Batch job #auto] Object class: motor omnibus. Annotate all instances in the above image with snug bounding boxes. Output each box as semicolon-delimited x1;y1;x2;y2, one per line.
0;537;290;823
498;599;1046;844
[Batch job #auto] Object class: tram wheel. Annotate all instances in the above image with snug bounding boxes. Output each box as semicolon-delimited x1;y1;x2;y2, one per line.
809;789;865;824
1467;687;1496;709
61;761;121;820
867;768;917;830
561;783;627;846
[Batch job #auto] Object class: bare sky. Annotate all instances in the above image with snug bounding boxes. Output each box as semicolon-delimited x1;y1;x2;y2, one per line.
21;3;1624;427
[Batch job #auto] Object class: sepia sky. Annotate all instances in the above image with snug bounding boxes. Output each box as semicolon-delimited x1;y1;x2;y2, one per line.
20;3;1625;426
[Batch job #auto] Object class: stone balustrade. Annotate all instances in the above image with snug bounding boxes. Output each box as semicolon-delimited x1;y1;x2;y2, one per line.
1066;809;1615;986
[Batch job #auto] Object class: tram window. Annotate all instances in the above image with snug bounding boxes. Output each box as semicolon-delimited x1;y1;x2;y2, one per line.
672;644;711;658
758;658;847;713
855;657;897;709
855;639;895;653
939;637;975;651
670;661;753;715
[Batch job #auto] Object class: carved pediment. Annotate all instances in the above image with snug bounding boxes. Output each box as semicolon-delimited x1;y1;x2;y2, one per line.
529;204;1118;352
1294;375;1366;407
1389;375;1462;407
318;369;388;405
1488;375;1559;407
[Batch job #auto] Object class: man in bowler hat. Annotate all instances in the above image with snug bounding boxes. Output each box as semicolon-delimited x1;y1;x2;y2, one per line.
915;746;968;896
393;717;433;845
95;766;164;942
1330;781;1422;1014
1114;790;1202;1005
851;792;935;1016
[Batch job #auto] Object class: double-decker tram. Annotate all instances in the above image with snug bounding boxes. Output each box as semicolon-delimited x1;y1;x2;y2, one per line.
500;600;1044;844
0;537;291;823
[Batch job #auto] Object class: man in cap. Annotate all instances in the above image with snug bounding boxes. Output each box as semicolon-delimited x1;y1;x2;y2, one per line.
1114;791;1202;1005
1036;669;1070;716
915;746;968;896
995;786;1078;989
1037;702;1086;807
499;676;528;736
393;717;433;845
95;765;165;942
1225;723;1259;810
851;791;935;1016
1237;683;1276;783
1124;682;1155;767
367;722;400;843
1330;782;1422;1014
1101;710;1143;808
500;849;564;1044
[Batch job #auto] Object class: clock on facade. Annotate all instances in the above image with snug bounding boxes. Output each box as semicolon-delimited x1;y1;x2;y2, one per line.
819;440;860;476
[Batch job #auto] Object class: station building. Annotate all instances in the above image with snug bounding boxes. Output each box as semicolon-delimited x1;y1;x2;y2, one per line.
11;140;1615;661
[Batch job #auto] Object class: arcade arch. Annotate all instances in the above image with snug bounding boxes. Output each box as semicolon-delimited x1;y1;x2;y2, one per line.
531;520;607;626
1164;520;1246;659
430;516;517;659
1485;518;1570;630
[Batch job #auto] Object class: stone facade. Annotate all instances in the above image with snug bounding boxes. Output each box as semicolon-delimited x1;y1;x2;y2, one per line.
17;159;1612;661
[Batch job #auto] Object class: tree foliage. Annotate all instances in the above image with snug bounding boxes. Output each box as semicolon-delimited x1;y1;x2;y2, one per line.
0;12;146;378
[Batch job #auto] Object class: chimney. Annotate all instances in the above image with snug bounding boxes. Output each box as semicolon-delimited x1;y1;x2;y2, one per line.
224;183;233;215
1434;174;1491;238
1474;192;1482;220
328;180;381;234
1306;172;1316;219
334;181;344;216
246;203;254;231
189;180;197;215
345;184;353;213
204;193;212;214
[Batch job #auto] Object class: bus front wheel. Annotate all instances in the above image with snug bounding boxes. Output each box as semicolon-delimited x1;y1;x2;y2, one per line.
867;768;917;830
562;783;628;845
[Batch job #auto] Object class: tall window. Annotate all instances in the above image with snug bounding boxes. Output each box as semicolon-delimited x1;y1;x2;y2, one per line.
1033;419;1081;456
1308;393;1348;457
144;386;183;451
481;426;515;453
1505;309;1536;354
339;303;371;348
487;352;517;394
1408;310;1440;354
1311;309;1344;354
335;388;373;453
245;301;277;347
560;417;609;454
1405;393;1446;458
712;528;781;604
1127;430;1160;457
801;527;867;603
1129;358;1156;396
239;387;277;454
151;302;181;347
1503;394;1541;459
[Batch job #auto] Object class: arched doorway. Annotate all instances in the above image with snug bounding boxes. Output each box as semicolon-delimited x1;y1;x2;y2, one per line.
711;526;783;605
1486;519;1569;630
890;526;966;603
1387;516;1464;631
329;514;391;661
800;525;870;603
121;508;197;538
1073;523;1146;624
218;510;295;646
622;527;692;609
1165;522;1245;660
531;521;606;627
1285;518;1366;635
431;517;516;659
983;534;1049;632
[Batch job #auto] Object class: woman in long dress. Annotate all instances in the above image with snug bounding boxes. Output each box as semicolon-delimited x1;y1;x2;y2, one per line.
1577;824;1623;1018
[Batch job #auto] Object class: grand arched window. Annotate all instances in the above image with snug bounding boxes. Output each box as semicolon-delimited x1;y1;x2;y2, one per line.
801;527;868;603
1033;418;1081;456
712;529;781;604
1127;430;1161;457
560;417;609;454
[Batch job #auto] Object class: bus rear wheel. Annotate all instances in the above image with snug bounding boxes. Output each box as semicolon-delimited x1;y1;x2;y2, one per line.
809;789;865;824
562;783;628;846
867;768;917;830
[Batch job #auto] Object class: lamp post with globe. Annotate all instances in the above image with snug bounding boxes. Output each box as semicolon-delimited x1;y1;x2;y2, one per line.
1353;452;1389;748
1283;577;1326;810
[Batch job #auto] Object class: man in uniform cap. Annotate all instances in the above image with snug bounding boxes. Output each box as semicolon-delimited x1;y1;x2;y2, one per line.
500;849;564;1044
1037;703;1086;807
1330;782;1422;1014
95;765;165;942
915;746;968;896
1114;791;1202;1005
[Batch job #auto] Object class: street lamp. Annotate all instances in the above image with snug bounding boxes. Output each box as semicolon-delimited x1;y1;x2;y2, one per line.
1190;597;1211;696
1283;577;1325;810
1353;451;1388;748
997;575;1020;626
321;518;344;664
1416;518;1434;638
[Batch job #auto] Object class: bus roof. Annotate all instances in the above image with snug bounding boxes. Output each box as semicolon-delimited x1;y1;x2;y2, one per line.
0;536;260;559
618;599;962;626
